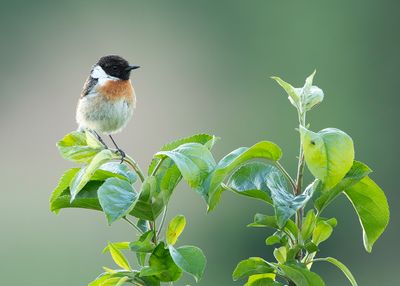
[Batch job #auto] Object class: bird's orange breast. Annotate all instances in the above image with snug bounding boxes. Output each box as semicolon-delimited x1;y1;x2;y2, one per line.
97;80;135;104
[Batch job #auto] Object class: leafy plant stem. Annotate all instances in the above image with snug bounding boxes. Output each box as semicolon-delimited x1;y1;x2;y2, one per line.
123;155;145;182
156;205;168;239
150;220;157;244
294;111;306;262
123;217;144;234
151;157;165;177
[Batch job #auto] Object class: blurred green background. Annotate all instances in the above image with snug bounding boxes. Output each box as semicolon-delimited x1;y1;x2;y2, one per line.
0;0;398;285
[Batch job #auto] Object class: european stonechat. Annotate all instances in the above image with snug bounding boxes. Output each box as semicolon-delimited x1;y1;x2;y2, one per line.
76;55;140;159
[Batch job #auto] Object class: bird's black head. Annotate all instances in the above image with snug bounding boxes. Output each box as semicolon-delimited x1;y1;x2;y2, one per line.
97;55;140;80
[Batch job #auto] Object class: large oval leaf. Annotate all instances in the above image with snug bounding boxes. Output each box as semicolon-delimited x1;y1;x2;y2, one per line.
344;176;389;252
300;126;354;190
169;245;207;282
98;177;138;225
206;141;282;211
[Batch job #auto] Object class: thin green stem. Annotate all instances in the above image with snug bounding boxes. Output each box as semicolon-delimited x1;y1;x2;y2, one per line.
151;157;165;177
123;217;144;234
123;155;146;182
156;205;168;239
149;220;157;244
275;161;296;192
294;111;306;260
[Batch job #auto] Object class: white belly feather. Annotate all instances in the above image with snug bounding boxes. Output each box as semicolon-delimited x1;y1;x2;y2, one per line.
76;94;133;135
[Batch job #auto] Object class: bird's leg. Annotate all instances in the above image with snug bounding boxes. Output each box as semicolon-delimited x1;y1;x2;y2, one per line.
109;135;125;163
92;130;108;149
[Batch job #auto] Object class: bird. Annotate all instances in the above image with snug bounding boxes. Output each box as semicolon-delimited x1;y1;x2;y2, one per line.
76;55;140;160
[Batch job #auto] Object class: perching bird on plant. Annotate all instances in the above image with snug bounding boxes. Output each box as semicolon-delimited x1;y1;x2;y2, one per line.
76;55;140;160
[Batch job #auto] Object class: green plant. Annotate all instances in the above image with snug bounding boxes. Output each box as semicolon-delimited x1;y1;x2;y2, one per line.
50;132;218;285
205;71;390;286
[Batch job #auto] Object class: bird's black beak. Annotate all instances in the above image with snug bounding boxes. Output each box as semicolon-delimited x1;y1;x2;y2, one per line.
126;65;140;71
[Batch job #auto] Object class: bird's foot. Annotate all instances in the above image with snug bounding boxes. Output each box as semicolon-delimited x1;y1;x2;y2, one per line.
116;148;126;164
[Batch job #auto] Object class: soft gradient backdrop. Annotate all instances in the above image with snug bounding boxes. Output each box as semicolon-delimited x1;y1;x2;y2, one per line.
0;1;398;285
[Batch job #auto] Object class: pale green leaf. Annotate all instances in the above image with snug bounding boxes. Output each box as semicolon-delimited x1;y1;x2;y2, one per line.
271;76;301;108
273;247;287;264
103;242;130;254
166;215;186;246
57;131;103;163
108;242;131;271
300;126;354;190
312;221;333;245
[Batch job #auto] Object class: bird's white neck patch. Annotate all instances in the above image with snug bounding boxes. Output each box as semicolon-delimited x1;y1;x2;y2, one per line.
91;65;119;85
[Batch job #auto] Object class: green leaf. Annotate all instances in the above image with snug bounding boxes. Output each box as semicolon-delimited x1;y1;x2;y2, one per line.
169;245;207;282
166;215;186;246
300;126;354;190
232;257;274;281
266;171;316;228
70;149;114;201
279;263;325;286
344;176;389;252
247;214;278;228
50;168;80;213
226;162;273;204
271;76;301;109
96;162;137;184
130;176;166;221
50;180;103;213
89;273;112;286
155;143;216;191
245;274;281;286
103;242;130;254
57;131;103;163
301;210;316;242
98;178;138;225
273;247;286;264
98;276;129;286
206;141;282;211
130;231;155;253
148;134;217;175
312;221;333;245
108;242;131;271
316;257;358;286
301;70;324;112
141;242;182;282
265;235;281;246
315;161;372;212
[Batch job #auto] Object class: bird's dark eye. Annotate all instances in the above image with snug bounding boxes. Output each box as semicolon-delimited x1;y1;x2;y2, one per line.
112;65;118;70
